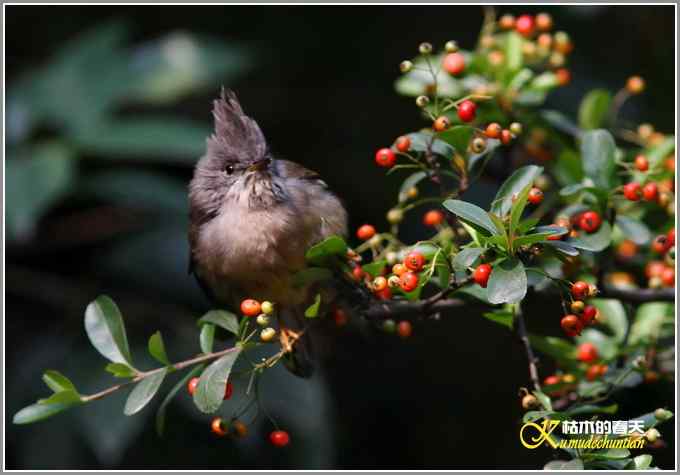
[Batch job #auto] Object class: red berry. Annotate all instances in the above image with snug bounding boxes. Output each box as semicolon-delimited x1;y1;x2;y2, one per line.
395;136;411;153
571;281;589;300
577;342;598;363
399;271;419;292
667;228;675;246
634;154;649;171
473;264;492;288
556;68;571;86
623;182;642;201
223;381;233;400
333;308;348;327
651;235;669;254
211;417;227;437
485;123;502;139
375;148;396;168
515;14;535;37
544;375;561;386
661;267;675;287
187;377;199;396
581;305;598;325
642;182;658;202
375;287;392;300
269;430;290;447
561;314;583;337
357;224;376;240
240;299;261;317
404;251;426;271
442;52;465;75
352;265;365;281
645;260;666;278
578;211;602;233
457;100;477;123
586;364;602;381
527;187;544;205
397;320;413;339
423;210;445;227
500;129;513;145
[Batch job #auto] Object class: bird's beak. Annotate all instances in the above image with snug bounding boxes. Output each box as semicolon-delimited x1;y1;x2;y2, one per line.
248;158;271;172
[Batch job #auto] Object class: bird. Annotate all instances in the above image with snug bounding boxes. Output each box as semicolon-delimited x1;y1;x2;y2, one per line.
188;89;348;376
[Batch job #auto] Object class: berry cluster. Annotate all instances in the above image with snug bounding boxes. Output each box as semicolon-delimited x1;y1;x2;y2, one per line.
560;281;599;337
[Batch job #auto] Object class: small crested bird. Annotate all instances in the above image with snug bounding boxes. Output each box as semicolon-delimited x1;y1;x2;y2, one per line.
188;89;348;376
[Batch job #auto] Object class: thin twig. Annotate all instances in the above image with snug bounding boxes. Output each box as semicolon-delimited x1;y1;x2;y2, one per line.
515;303;541;391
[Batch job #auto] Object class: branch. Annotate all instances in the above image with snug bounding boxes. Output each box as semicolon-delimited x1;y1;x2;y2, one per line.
514;303;541;391
363;296;467;320
599;285;674;303
81;345;241;403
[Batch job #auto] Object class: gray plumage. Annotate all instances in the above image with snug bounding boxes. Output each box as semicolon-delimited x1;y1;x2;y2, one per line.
188;89;348;375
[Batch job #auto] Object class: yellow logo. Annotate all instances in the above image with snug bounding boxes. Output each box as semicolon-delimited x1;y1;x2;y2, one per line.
520;419;560;449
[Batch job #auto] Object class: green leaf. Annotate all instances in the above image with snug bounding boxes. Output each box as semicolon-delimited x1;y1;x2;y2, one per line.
13;393;83;425
560;183;585;197
362;260;388;277
589;299;627;343
544;240;580;256
565;403;618;417
148;331;171;366
490;165;543;217
305;293;322;318
6;142;76;240
504;31;523;72
529;334;576;361
443;199;498;235
578;89;611;130
487;212;509;249
512;232;555;247
84;295;134;366
123;369;167;416
156;365;204;437
38;389;83;405
197;310;239;336
438;125;474;155
452;247;483;271
398;171;428;202
615;216;651;245
544;459;584;470
42;370;77;393
567;221;612;252
508;68;534;91
528;71;558;91
73;118;211;163
580;129;618;190
105;362;137;378
553;148;584;186
305;235;347;264
644;136;675;169
193;349;241;413
541;110;581;138
509;183;532;243
292;267;333;288
199;324;215;354
487;258;527;304
482;310;513;329
629;302;673;344
589;448;630;460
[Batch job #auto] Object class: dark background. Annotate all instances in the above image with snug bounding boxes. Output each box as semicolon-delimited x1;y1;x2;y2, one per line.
4;5;675;470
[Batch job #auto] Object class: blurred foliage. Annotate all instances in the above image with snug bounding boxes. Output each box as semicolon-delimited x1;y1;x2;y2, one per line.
6;21;252;241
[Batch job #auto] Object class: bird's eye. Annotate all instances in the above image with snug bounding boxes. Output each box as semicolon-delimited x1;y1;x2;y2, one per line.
225;165;235;175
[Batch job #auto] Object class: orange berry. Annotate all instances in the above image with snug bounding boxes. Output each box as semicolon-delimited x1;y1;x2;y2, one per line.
555;68;571;86
356;224;376;240
392;263;407;276
375;287;392;300
473;264;492;288
661;267;675;287
187;377;199;396
535;12;553;31
211;417;228;437
372;276;388;292
571;281;589;300
395;135;411;153
404;251;426;271
626;76;645;94
434;116;451;132
623;182;642;201
617;240;638;259
642;182;658;202
527;187;544;205
224;381;233;400
500;129;513;145
241;299;261;317
577;342;598;363
375;148;396;168
645;260;667;278
423;210;445;227
442;52;465;75
485;122;502;139
352;265;365;281
561;314;583;337
397;320;413;338
333;308;348;327
544;375;561;386
399;271;419;292
634;154;649;171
